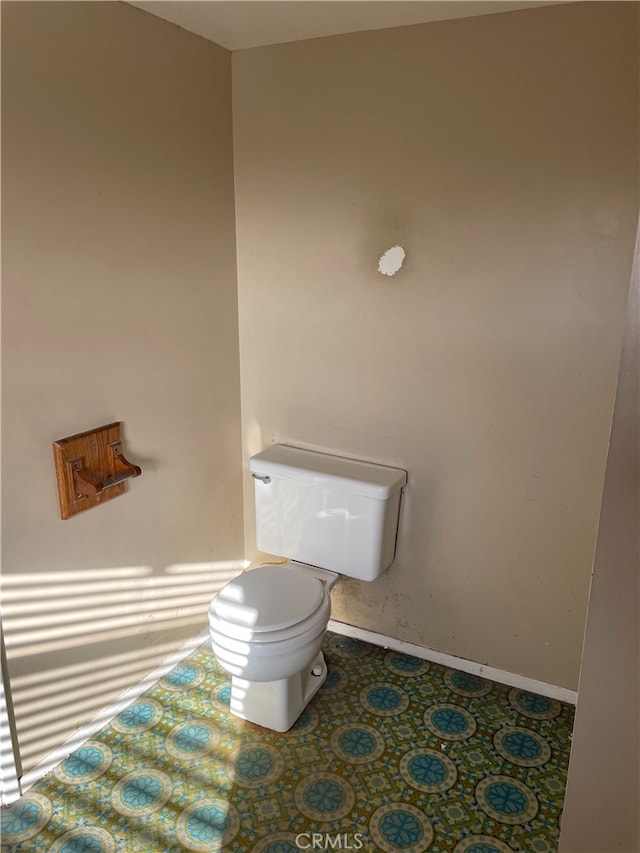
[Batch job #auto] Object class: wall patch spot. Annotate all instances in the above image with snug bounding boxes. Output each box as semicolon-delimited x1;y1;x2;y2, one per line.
378;245;405;277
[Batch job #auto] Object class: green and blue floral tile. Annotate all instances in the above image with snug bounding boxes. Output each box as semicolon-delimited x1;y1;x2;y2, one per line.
1;632;574;852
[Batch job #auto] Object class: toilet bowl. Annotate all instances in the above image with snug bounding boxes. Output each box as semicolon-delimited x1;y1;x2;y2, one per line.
209;562;335;731
209;444;407;732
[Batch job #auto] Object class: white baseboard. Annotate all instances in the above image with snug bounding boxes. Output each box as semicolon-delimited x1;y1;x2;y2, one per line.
328;620;578;705
19;628;210;796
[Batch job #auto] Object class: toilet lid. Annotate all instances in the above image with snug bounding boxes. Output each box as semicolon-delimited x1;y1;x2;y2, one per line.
211;564;326;633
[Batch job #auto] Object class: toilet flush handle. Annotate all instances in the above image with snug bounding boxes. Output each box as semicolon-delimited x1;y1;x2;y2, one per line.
252;473;272;484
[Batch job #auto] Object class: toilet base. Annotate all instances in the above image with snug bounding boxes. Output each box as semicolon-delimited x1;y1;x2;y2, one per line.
228;651;327;732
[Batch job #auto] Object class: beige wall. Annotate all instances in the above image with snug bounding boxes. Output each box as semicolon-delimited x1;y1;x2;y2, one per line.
559;231;639;853
1;2;243;772
233;1;639;689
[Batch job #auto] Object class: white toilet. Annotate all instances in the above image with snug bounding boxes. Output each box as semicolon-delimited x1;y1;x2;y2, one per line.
208;444;407;731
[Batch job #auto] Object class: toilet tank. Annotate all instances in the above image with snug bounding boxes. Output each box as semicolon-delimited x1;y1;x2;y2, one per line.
249;445;407;582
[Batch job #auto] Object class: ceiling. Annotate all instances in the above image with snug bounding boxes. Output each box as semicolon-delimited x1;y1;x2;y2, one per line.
125;1;567;51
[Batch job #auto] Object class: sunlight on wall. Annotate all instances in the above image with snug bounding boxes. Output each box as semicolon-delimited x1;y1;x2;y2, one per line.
2;562;245;658
2;560;249;775
13;645;187;766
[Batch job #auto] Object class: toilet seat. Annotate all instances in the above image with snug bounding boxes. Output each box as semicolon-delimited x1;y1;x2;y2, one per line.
209;563;329;644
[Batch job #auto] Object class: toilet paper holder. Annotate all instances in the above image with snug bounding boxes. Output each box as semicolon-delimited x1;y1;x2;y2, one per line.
52;421;142;520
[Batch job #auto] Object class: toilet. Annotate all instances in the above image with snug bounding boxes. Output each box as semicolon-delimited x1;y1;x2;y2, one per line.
208;444;407;731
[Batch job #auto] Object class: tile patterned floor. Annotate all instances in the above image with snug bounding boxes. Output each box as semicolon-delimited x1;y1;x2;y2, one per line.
1;632;575;852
